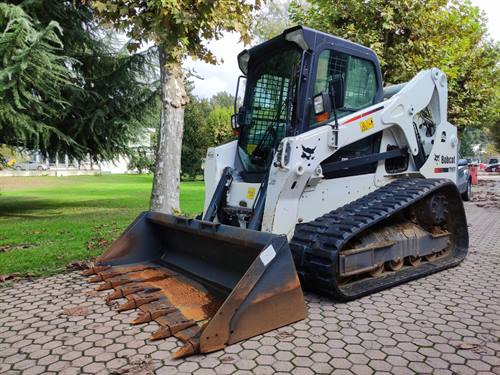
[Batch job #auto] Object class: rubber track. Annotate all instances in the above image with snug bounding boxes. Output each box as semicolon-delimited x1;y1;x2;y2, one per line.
290;178;468;301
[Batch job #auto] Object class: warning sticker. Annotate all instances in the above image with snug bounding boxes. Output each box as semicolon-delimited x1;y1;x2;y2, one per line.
360;117;374;132
260;245;276;266
247;187;256;200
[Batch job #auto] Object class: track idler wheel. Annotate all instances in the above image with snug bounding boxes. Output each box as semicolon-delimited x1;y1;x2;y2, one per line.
415;194;449;226
405;256;421;267
424;253;438;262
369;263;385;277
387;259;404;271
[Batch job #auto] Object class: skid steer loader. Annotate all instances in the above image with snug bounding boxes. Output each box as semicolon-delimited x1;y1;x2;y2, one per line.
84;26;468;358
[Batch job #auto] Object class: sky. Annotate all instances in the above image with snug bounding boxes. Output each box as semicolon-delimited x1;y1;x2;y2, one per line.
185;0;500;99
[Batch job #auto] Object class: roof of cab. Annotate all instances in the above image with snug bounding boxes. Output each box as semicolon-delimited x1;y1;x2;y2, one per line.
238;25;379;74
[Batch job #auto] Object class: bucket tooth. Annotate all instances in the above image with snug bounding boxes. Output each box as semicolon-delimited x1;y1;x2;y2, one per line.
105;284;146;301
96;281;115;291
150;320;197;341
96;269;168;292
173;324;203;343
105;289;126;301
81;266;110;276
81;269;95;276
116;299;139;312
132;307;177;325
167;320;197;335
88;269;125;282
117;294;161;312
88;274;104;283
95;277;131;291
172;340;199;359
150;326;174;340
132;311;153;325
88;272;120;283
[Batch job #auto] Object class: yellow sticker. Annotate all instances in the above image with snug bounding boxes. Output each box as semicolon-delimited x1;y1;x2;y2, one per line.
246;144;257;153
360;117;374;132
247;187;256;200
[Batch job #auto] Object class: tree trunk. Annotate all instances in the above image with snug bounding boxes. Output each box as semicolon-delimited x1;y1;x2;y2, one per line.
150;48;188;214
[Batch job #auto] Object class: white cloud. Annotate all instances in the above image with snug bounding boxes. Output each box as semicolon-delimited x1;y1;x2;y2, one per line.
184;33;246;99
471;0;500;41
191;76;230;98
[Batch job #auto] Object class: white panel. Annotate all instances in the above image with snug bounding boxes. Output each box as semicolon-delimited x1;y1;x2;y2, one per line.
419;121;458;183
297;174;378;224
226;181;262;208
203;141;237;214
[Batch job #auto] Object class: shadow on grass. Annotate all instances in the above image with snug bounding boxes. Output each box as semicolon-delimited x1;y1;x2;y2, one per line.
0;196;143;219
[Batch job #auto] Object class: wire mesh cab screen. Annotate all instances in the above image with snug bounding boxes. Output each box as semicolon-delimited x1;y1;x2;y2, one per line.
311;50;377;125
238;46;302;171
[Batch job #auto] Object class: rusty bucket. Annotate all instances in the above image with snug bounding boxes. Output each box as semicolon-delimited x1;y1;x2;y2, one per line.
83;211;307;358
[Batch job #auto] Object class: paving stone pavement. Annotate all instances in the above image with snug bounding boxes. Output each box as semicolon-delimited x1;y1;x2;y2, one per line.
1;203;499;375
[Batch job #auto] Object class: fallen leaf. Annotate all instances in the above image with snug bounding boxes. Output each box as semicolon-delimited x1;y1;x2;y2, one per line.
455;341;481;351
109;357;155;375
0;274;15;283
0;272;33;283
275;330;295;341
62;306;90;316
0;243;34;252
66;261;92;271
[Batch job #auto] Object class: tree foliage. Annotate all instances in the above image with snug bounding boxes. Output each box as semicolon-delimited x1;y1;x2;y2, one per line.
182;95;211;178
89;0;257;64
0;3;76;149
210;91;235;109
1;1;159;161
181;90;235;179
206;106;234;146
128;147;155;174
289;0;500;129
488;119;500;154
252;0;294;42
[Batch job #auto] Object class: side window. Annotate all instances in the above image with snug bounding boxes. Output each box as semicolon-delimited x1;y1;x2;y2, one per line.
345;57;377;108
311;50;377;125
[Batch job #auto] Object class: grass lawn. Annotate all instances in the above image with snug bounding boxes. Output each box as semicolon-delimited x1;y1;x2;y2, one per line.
0;174;204;278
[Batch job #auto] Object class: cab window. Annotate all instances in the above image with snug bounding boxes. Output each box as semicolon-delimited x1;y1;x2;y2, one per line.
311;50;377;125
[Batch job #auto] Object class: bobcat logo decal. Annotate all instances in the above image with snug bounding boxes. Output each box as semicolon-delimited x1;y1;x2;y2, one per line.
301;145;316;160
434;154;440;162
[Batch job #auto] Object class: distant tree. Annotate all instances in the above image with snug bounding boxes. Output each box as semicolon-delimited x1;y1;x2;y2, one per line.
128;147;155;174
486;86;500;151
459;128;488;157
182;93;211;179
181;89;235;179
290;0;500;130
210;91;236;109
206;106;234;146
207;91;235;147
491;123;500;153
252;0;294;42
90;0;259;214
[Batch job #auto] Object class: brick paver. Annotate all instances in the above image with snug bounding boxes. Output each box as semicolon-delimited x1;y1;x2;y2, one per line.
1;202;499;375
